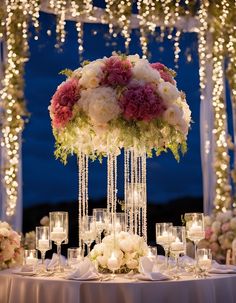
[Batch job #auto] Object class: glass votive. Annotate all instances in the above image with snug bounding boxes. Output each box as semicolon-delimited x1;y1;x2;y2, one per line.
197;248;212;274
147;246;157;262
67;247;83;268
24;249;38;266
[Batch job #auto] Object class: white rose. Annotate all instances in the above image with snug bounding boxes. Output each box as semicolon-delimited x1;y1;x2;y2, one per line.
230;217;236;230
127;54;140;64
79;59;104;89
40;216;49;226
97;255;107;267
79;87;121;125
0;227;10;237
210;233;218;242
158;82;180;104
132;58;161;83
163;105;182;126
117;231;130;240
119;239;133;253
211;221;221;233
126;258;139;270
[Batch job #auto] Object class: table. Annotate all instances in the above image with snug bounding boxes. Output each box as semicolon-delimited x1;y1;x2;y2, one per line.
1;269;236;303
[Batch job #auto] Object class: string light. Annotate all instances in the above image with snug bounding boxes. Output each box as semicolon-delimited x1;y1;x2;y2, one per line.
198;0;209;101
0;0;29;218
211;0;232;211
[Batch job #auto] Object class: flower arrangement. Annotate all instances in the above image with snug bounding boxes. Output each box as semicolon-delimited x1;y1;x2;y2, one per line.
0;221;23;270
90;231;148;273
199;210;236;263
49;53;191;163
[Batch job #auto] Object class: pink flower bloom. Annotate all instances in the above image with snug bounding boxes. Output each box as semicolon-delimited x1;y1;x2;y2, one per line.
205;227;213;240
51;78;80;128
221;222;230;233
118;84;166;122
209;242;220;254
151;62;175;84
101;56;132;87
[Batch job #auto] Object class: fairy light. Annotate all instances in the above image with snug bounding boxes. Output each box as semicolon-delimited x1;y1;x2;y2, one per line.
198;0;209;101
117;0;132;51
174;0;181;68
54;0;67;46
212;0;232;211
226;1;236;208
0;0;29;217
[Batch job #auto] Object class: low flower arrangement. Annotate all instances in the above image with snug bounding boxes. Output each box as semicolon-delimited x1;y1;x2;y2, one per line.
199;210;236;263
49;53;191;162
0;221;23;270
90;231;148;273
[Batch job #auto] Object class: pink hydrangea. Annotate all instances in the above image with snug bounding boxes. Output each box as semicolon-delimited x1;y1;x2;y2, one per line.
151;62;175;84
51;78;80;128
118;84;166;122
101;56;132;87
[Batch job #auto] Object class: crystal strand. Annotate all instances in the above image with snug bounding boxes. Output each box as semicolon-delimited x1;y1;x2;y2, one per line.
142;152;147;241
78;153;82;246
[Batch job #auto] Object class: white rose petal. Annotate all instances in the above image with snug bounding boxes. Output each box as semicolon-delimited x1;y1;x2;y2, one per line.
158;82;180;104
132;59;161;84
79;87;121;125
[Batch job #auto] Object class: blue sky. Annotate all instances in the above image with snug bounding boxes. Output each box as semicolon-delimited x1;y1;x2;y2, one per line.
22;12;202;207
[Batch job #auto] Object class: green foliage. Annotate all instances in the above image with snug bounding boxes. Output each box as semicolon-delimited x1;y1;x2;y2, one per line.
59;69;73;78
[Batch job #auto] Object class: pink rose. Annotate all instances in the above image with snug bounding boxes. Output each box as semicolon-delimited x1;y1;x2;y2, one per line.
151;62;175;84
101;56;132;87
221;222;230;233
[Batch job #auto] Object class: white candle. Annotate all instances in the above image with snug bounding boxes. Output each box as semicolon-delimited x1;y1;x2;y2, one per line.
156;231;169;245
188;222;204;239
50;222;66;242
38;238;49;250
198;255;211;269
26;252;37;265
107;252;120;271
170;237;184;252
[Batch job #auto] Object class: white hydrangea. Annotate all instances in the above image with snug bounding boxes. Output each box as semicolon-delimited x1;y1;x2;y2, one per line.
79;87;121;125
132;58;161;84
79;59;104;89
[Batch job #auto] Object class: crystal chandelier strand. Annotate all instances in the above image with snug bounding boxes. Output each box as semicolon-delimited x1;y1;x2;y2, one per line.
77;152;89;246
107;153;117;227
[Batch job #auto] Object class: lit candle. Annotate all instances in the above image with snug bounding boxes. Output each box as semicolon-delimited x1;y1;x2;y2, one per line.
156;231;169;245
188;221;204;238
50;221;66;242
26;251;37;265
170;237;184;252
107;252;120;271
38;234;49;250
198;255;211;269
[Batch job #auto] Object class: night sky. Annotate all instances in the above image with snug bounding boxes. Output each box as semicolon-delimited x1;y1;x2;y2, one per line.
22;12;202;208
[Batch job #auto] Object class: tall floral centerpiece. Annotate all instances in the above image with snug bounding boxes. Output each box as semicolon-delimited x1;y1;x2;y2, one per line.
49;53;191;243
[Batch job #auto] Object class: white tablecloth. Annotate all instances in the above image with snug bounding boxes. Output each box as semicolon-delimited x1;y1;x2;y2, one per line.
1;270;236;303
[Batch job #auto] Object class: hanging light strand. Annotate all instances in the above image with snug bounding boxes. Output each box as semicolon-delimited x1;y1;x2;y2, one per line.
212;0;232;212
0;0;29;218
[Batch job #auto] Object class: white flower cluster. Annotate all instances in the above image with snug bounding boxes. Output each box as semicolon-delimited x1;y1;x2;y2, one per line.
199;210;236;263
0;221;22;270
90;231;148;272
